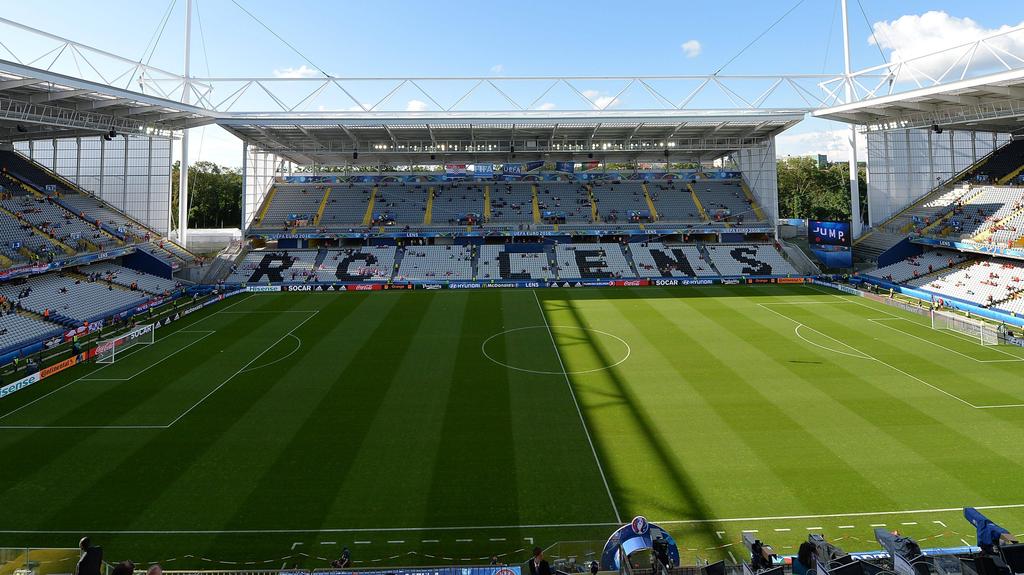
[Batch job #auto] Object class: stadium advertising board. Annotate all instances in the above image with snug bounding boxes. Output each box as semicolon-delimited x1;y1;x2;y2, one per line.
319;567;520;575
0;372;41;399
808;220;853;268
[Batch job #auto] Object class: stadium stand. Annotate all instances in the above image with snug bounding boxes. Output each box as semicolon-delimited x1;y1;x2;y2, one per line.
966;139;1024;183
432;183;485;226
476;244;554;280
0;272;152;322
864;249;973;283
258;185;326;227
536;183;592;224
0;209;62;264
591;181;650;224
905;258;1024;308
647;181;703;221
226;250;320;283
0;311;63;354
319;185;373;227
487;183;534;226
1;193;120;252
553;243;635;279
78;262;181;294
939;186;1024;240
395;245;474;280
705;244;799;276
630;242;718;277
316;247;397;282
374;184;429;225
696;180;759;223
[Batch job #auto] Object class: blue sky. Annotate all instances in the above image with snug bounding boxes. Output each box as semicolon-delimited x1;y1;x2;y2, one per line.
5;0;1024;166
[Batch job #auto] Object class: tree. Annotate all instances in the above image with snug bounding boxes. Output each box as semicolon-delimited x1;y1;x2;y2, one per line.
171;161;243;229
777;156;868;222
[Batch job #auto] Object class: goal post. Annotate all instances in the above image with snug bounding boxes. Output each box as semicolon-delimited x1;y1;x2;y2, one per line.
96;324;156;363
930;309;1000;346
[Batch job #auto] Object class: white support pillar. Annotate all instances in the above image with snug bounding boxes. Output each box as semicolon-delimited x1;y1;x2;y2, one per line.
178;0;192;247
841;0;862;238
241;141;248;229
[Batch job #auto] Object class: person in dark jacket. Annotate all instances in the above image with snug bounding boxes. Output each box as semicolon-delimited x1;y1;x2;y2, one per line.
529;547;551;575
793;541;816;575
76;537;102;575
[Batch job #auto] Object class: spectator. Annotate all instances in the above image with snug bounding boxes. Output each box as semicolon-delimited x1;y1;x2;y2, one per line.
792;542;816;575
76;537;103;575
147;564;163;575
528;547;551;575
110;560;134;575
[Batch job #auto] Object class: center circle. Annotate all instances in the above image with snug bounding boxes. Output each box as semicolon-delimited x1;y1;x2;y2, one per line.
481;326;631;375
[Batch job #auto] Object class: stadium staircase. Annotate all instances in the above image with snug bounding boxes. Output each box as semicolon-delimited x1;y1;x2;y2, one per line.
695;244;723;275
423;187;435;225
586;185;599;222
252;186;278;227
313;187;331;226
620;243;641;276
686;183;710;221
483;185;491;221
740;178;767;221
469;245;481;279
362;186;377;226
392;244;407;274
531;185;541;223
641;183;659;221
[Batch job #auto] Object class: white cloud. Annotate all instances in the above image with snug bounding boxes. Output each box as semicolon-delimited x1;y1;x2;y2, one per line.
775;128;867;162
680;39;702;59
490;63;504;74
405;99;429;112
537;102;556;111
583;89;618;110
870;11;1024;77
272;65;319;79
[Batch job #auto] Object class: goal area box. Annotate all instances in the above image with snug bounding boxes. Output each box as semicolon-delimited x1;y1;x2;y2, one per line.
96;324;155;363
930;309;1000;346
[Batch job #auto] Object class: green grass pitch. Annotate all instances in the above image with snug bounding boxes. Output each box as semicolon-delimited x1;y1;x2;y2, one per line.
1;284;1024;568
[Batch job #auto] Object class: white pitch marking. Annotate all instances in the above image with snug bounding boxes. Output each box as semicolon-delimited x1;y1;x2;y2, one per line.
933;520;947;527
291;543;303;550
489;538;506;542
727;551;737;564
164;311;319;427
532;290;622;524
716;531;725;540
456;539;472;542
901;522;918;525
774;528;791;532
421;540;438;544
838;525;855;529
961;539;971;547
320;541;335;545
354;541;371;545
11;503;1024;535
387;540;404;544
807;527;823;531
742;530;758;533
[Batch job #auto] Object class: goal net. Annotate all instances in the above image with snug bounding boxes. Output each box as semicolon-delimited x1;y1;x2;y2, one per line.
96;324;155;363
930;309;1000;346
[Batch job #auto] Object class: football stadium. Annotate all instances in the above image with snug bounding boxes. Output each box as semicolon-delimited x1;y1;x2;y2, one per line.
1;3;1024;575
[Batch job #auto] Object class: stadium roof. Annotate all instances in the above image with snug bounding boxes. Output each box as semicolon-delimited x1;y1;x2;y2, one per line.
217;109;804;165
814;24;1024;134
